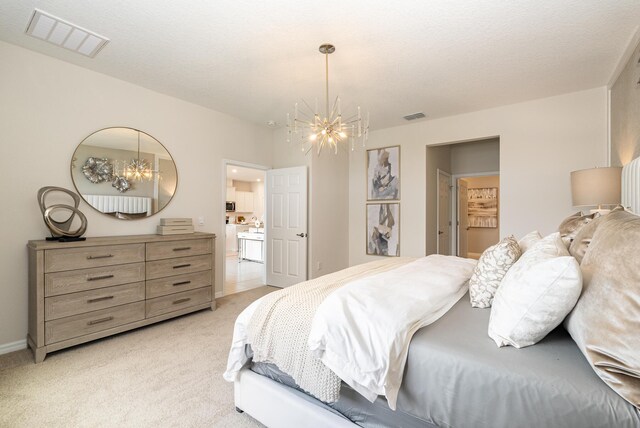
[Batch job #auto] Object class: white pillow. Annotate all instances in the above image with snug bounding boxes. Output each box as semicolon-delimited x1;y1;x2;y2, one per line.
469;236;521;308
488;232;582;348
517;230;542;253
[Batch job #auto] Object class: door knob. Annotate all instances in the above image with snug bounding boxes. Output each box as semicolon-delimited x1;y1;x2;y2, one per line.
296;233;308;238
438;231;444;235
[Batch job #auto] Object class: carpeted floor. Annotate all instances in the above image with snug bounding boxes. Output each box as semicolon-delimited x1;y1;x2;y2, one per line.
0;286;276;427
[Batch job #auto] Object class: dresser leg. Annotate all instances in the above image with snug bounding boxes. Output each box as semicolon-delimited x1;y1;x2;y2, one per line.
210;300;217;311
27;336;46;363
33;347;46;364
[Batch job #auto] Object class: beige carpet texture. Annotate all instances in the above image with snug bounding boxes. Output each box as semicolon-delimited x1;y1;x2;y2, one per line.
0;286;275;428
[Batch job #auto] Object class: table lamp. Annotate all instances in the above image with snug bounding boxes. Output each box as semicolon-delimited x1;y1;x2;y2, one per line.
570;167;622;214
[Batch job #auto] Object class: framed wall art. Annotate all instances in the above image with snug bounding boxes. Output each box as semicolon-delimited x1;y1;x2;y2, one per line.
468;187;498;228
367;146;400;200
366;203;400;256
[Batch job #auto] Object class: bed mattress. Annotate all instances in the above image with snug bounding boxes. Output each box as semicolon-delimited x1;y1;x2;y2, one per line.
249;292;640;428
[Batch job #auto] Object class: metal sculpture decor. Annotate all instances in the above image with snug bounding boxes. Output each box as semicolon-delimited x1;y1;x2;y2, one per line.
81;156;131;193
111;175;131;193
82;157;114;183
37;187;88;241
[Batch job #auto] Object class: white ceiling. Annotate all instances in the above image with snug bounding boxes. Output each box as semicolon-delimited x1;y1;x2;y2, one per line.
228;165;265;183
1;1;639;130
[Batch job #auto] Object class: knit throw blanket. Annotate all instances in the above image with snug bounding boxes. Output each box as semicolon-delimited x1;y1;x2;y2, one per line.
246;257;413;403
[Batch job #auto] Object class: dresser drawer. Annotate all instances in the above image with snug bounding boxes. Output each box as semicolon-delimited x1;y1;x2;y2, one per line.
146;238;212;261
45;262;145;297
45;302;145;344
45;282;145;321
146;287;212;318
45;244;145;273
146;254;212;280
146;270;212;299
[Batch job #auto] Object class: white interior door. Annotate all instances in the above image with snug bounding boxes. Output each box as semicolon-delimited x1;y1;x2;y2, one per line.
458;179;469;258
437;169;451;255
266;166;308;287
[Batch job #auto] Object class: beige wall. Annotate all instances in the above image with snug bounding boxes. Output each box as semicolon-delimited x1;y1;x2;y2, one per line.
611;39;640;167
462;175;500;256
450;138;500;174
0;41;273;347
349;87;608;266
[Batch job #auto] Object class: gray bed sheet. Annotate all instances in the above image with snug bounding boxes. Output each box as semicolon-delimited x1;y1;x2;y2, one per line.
249;293;640;428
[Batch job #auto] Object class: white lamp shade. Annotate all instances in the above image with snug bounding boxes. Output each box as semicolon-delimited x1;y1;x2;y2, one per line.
571;167;622;207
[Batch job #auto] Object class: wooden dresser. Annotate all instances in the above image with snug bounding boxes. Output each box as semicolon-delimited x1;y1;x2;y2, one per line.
27;232;216;363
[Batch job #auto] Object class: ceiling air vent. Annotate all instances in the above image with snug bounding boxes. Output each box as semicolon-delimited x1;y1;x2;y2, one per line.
403;112;426;121
25;9;109;58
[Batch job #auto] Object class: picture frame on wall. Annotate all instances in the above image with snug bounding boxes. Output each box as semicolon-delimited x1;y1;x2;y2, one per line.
468;187;498;228
367;146;400;200
366;203;400;256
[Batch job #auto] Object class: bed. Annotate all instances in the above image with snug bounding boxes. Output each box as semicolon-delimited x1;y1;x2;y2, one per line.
233;290;639;428
226;161;640;427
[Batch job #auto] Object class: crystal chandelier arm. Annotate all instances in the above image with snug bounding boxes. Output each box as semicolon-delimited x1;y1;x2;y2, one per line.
329;95;340;121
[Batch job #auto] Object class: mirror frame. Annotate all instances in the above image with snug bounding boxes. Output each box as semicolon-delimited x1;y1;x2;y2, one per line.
70;127;178;220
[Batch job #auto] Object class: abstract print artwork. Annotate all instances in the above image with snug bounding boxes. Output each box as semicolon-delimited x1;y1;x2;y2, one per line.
367;203;400;256
468;187;498;228
367;146;400;200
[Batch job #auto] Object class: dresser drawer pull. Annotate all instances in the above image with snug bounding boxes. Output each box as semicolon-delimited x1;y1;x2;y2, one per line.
87;254;114;260
173;298;191;305
87;316;114;325
173;247;192;252
173;280;191;286
87;296;115;303
87;274;115;282
173;263;192;269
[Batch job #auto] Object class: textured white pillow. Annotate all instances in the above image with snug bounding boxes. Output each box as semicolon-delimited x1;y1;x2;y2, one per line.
517;230;542;253
469;236;521;308
488;232;582;348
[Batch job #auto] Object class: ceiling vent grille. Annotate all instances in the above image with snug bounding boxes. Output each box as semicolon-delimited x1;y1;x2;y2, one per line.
403;112;426;121
25;9;109;58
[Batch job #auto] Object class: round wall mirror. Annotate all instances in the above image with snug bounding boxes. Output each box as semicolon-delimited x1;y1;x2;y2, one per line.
71;127;178;219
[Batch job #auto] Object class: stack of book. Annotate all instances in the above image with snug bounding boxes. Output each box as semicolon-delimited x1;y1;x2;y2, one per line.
157;218;194;235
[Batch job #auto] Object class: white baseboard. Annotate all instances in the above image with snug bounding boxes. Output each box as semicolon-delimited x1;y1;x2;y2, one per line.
0;339;27;356
215;291;223;299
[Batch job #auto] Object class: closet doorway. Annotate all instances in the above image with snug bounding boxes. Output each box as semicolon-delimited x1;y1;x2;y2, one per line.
427;137;500;258
223;161;267;295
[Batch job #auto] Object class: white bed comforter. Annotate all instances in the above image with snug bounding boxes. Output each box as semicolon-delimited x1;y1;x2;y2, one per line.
224;255;476;410
308;255;476;409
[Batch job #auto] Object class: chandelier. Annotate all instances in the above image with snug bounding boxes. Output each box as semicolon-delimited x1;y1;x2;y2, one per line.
121;131;158;182
287;44;369;155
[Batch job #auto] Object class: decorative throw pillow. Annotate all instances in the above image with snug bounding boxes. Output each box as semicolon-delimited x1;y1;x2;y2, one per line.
469;236;521;308
517;230;542;253
565;210;640;409
558;211;599;248
488;232;582;349
569;206;626;264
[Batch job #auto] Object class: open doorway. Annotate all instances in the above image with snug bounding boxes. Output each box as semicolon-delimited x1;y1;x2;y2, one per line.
453;174;500;259
223;162;267;295
426;137;500;258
